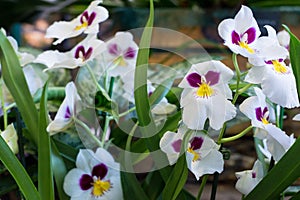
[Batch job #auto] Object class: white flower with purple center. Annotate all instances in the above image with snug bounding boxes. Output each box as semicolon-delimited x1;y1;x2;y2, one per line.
47;82;81;134
101;32;138;78
46;0;109;45
239;87;275;128
245;27;299;108
34;34;105;70
235;160;264;195
218;5;261;57
160;128;224;180
63;148;123;200
178;61;236;130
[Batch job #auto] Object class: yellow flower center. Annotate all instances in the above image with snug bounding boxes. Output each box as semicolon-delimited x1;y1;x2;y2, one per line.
92;179;111;197
113;56;127;67
187;147;200;162
196;83;214;98
272;60;287;74
261;117;269;125
238;41;254;54
74;21;88;31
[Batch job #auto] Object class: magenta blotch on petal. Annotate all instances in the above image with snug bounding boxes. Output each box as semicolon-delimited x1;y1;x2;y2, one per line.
80;11;96;25
231;31;241;45
74;45;93;60
186;72;202;87
255;107;268;122
108;43;120;56
244;27;256;44
252;171;256;179
190;137;204;150
79;174;93;190
124;47;136;59
205;71;220;86
171;139;182;153
64;106;71;119
92;163;108;180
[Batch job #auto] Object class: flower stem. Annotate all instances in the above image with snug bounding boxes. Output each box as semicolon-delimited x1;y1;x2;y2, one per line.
196;174;208;200
232;53;241;104
73;117;102;147
220;126;252;143
119;106;136;117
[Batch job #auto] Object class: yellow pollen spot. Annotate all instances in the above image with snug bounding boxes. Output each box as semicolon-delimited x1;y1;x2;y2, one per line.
113;56;127;67
92;179;111;197
74;21;88;31
272;60;287;74
187;147;200;162
261;118;269;125
196;83;213;98
238;41;254;54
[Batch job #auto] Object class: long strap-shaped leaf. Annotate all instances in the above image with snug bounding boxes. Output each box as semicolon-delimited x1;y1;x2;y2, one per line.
0;136;40;200
245;138;300;200
283;24;300;100
134;0;154;130
0;31;39;144
38;81;54;200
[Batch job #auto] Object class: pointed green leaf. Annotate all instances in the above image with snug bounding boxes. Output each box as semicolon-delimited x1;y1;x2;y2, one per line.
245;137;300;200
0;30;39;144
149;77;175;106
283;24;300;100
162;154;188;200
50;140;69;200
134;0;154;127
38;80;54;200
0;136;40;200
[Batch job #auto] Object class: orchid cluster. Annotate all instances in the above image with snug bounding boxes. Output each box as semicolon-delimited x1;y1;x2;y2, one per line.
1;1;300;200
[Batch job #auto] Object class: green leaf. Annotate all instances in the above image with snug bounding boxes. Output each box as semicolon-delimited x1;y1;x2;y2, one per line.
142;171;165;200
38;80;54;200
134;0;155;127
50;140;69;200
162;154;188;200
121;171;150;200
245;137;300;200
0;136;40;200
283;24;300;100
149;77;174;106
0;30;39;144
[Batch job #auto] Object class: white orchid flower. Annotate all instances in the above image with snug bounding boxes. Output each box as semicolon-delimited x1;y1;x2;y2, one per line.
178;60;236;130
218;6;261;58
63;148;123;200
46;82;81;134
46;0;109;45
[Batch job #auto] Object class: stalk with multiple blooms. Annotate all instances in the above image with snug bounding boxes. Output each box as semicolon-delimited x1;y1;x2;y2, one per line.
1;1;300;200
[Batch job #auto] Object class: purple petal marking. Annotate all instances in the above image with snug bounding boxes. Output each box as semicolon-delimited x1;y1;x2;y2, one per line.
278;58;284;62
75;45;85;59
79;174;93;190
74;46;93;60
265;60;273;65
124;47;136;59
263;107;269;120
87;12;96;25
231;31;241;45
205;71;220;86
186;72;202;88
171;139;182;153
85;47;93;60
190;137;204;150
92;163;108;180
244;27;256;44
255;107;263;121
252;171;256;179
108;43;120;56
64;106;71;119
80;11;89;24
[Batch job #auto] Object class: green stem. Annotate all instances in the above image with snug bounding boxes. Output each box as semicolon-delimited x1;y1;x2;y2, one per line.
232;53;241;104
276;106;284;129
220;126;252;143
210;172;219;200
196;174;208;200
119;106;136;117
125;122;139;151
73;117;102;147
217;124;227;144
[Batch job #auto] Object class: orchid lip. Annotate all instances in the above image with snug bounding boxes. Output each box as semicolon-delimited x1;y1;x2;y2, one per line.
190;137;204;151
